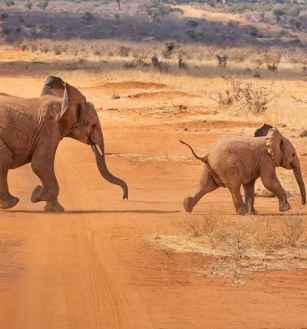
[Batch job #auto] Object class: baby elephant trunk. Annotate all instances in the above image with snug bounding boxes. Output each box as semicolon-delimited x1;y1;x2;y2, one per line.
292;162;306;205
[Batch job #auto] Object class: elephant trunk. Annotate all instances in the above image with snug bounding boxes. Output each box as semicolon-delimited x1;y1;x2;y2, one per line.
94;144;128;200
292;159;306;205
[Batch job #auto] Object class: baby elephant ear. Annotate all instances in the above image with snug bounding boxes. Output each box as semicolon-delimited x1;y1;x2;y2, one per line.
254;123;273;137
40;76;65;97
266;127;283;166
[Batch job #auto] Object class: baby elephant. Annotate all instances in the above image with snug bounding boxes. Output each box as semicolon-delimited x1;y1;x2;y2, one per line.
180;126;306;215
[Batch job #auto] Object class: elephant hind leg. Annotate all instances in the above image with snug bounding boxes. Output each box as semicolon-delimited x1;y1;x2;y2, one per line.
184;168;219;213
0;141;19;209
0;196;19;210
230;187;248;215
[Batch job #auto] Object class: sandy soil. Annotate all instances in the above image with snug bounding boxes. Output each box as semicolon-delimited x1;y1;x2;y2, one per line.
1;70;307;329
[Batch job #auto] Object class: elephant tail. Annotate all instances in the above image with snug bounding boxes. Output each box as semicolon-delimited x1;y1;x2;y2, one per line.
179;140;207;162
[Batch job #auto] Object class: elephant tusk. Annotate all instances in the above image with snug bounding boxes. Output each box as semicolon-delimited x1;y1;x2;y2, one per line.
95;144;103;156
91;145;95;153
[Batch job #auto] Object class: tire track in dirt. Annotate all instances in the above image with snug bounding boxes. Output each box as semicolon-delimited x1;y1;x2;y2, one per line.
62;218;123;329
52;148;124;328
54;144;153;329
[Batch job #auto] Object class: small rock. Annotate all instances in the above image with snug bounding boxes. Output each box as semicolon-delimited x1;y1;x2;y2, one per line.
300;130;307;137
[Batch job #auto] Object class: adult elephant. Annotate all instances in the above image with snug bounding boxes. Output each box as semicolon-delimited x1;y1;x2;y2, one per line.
0;76;128;212
180;126;306;215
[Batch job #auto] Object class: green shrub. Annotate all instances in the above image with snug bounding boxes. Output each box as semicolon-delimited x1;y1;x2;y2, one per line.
187;30;205;41
137;3;182;18
273;8;286;22
37;0;48;10
250;26;262;38
187;20;198;29
4;28;12;35
164;39;178;54
5;0;15;7
1;13;9;19
25;2;32;9
82;11;94;25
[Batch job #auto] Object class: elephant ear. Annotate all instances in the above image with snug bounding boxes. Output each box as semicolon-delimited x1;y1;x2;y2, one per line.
59;82;86;129
254;123;273;137
266;127;283;166
40;76;65;97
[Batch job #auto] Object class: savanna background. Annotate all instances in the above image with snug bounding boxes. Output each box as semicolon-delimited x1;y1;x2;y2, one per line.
1;0;307;328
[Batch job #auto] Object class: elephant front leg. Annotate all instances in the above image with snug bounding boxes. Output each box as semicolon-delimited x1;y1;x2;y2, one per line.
31;186;64;212
261;173;291;212
243;179;258;215
31;152;65;212
0;176;19;209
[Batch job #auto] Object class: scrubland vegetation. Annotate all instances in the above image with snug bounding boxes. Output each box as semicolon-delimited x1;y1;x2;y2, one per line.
146;213;307;283
1;0;307;283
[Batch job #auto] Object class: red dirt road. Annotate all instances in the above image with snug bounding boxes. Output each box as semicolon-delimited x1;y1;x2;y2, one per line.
1;75;307;329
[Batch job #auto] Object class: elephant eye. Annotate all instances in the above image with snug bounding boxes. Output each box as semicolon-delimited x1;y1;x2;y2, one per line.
292;153;296;157
76;105;82;120
280;140;284;151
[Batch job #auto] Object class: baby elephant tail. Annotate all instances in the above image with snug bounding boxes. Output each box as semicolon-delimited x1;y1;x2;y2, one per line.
179;140;207;162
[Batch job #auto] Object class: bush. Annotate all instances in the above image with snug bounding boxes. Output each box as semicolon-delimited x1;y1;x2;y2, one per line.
187;30;205;41
25;2;32;9
1;13;9;19
210;76;273;114
164;39;179;55
187;20;198;29
37;0;48;10
137;3;183;18
118;45;130;57
250;26;262;38
5;0;15;7
273;8;286;22
82;12;94;25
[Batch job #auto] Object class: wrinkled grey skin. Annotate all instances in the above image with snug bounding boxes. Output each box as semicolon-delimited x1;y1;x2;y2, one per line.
180;127;306;215
0;76;128;212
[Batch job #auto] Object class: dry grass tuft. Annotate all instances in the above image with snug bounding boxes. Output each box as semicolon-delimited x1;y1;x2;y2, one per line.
145;212;307;282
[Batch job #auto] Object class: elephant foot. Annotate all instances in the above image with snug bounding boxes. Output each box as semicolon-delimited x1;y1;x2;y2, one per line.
279;201;291;212
236;203;258;215
248;206;258;215
44;200;65;213
183;197;193;213
31;185;43;203
236;204;249;215
236;208;248;215
0;196;19;209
